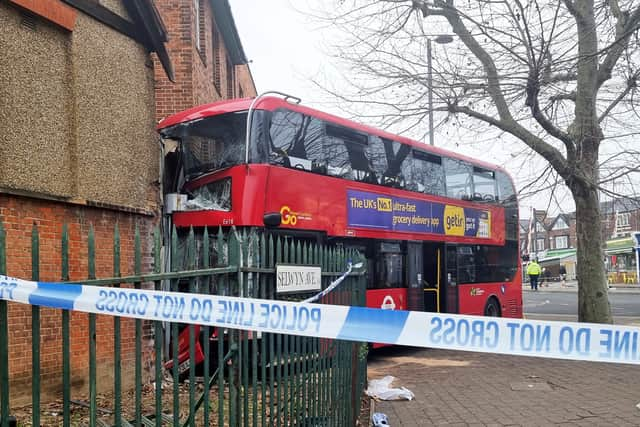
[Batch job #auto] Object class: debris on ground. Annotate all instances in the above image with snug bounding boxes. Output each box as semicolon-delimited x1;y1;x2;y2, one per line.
371;412;390;426
366;376;414;401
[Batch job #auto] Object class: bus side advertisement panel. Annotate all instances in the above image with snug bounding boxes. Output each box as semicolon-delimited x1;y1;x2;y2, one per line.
347;189;495;240
263;170;503;243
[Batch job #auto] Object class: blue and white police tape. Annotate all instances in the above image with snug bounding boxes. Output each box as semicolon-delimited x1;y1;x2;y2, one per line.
2;275;640;365
302;261;362;303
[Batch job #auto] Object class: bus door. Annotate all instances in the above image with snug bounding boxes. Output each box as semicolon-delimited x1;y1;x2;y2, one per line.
423;243;445;312
406;242;424;311
444;245;459;313
367;242;406;312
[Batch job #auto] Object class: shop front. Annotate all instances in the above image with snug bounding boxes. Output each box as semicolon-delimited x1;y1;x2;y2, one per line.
605;235;639;284
536;248;577;281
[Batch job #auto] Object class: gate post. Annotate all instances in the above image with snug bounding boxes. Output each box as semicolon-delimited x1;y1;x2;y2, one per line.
228;228;241;427
0;220;11;427
30;224;41;427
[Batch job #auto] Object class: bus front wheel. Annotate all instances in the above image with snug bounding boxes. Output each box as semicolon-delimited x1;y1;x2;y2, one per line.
484;298;501;317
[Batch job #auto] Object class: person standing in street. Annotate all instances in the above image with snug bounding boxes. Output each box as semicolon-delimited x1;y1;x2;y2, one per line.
543;267;551;287
527;259;542;290
559;264;567;287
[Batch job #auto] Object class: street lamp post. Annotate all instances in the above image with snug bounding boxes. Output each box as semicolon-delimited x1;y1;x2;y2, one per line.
427;35;454;146
427;38;434;146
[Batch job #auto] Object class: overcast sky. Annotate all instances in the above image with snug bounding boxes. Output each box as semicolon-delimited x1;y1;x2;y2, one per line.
229;1;580;218
230;1;329;107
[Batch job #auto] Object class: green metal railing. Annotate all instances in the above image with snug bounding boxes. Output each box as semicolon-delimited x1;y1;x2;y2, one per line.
0;221;367;426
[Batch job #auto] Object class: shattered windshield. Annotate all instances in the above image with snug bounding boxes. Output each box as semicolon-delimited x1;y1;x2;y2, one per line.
160;111;265;180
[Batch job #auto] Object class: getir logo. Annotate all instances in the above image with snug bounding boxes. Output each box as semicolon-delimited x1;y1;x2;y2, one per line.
444;205;465;236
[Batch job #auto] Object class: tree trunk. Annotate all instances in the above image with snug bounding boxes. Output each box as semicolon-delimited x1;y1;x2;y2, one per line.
573;185;612;323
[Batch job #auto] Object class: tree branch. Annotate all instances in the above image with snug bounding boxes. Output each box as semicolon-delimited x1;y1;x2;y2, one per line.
414;0;575;173
598;71;640;122
597;4;640;89
448;103;571;178
549;92;576;103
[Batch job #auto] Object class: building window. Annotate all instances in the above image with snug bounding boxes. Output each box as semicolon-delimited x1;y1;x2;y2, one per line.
617;212;631;231
553;217;568;230
536;238;545;252
555;235;569;249
535;222;545;233
212;25;221;93
195;0;205;55
226;55;234;98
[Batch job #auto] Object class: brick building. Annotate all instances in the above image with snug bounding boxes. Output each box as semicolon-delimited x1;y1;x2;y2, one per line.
520;198;640;283
600;198;640;239
601;198;640;283
1;0;258;408
153;0;257;123
0;0;174;405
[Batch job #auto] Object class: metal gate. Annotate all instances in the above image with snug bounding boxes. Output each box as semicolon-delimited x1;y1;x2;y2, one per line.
0;222;367;426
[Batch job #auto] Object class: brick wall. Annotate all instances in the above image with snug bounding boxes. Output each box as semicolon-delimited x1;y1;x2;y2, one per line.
602;210;640;239
1;194;157;405
236;63;257;98
153;0;194;122
192;0;220;108
154;0;257;123
2;0;165;407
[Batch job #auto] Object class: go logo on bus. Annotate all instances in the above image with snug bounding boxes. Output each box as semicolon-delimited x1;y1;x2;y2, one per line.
280;205;297;225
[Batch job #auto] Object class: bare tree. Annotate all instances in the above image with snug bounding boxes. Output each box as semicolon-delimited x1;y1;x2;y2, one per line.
312;0;640;322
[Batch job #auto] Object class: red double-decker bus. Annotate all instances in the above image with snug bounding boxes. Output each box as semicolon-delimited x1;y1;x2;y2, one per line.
158;92;522;332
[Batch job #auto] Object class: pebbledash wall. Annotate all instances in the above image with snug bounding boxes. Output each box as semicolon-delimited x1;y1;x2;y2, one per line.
0;0;162;405
1;0;256;405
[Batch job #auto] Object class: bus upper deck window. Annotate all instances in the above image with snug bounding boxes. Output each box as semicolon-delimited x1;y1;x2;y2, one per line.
269;109;325;171
444;158;473;200
472;167;497;202
160;112;250;180
409;150;445;196
366;136;389;183
496;171;517;206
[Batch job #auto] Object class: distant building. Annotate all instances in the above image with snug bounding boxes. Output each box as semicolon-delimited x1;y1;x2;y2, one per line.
600;197;640;239
520;209;577;280
521;209;557;261
601;198;640;283
519;197;640;284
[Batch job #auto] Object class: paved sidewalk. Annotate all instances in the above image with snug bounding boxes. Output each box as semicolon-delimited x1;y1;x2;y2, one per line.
523;279;640;293
368;346;640;426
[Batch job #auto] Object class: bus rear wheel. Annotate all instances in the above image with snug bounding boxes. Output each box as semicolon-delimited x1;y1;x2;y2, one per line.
484;298;501;317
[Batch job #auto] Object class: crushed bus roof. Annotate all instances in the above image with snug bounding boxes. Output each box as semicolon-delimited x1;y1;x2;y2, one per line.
157;96;510;176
